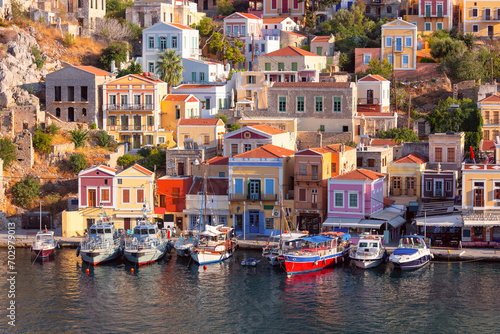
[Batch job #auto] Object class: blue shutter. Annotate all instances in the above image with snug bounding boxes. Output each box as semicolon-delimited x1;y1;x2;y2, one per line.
259;211;265;234
235;179;243;194
244;211;250;234
265;179;274;195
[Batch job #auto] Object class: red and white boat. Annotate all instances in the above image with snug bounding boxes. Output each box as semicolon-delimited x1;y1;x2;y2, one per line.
279;232;351;275
32;230;57;258
262;231;309;266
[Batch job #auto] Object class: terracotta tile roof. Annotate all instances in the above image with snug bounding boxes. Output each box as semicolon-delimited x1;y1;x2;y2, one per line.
262;18;287;24
482;140;496;151
370;139;400;146
479;94;500;103
333;169;385;181
236;12;261;20
131;164;154;175
233;144;295;158
272;82;350;88
358;74;389;82
162;94;191;102
393;152;429;164
175;84;224;89
324;144;356;152
189;177;228;195
283;31;306;38
202;156;229;165
132;73;164;83
97;165;117;173
311;36;331;43
249;124;286;135
75;66;112;77
384;198;396;206
167;22;195;30
178;118;222;126
262;46;320;57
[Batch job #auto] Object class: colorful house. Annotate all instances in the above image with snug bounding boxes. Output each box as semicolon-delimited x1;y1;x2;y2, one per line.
172;84;229;118
421;169;457;201
428;132;465;171
160;94;200;135
192;156;229;178
103;73;169;150
462;0;500;38
262;0;305;23
156;175;194;231
478;94;500;141
381;18;417;70
407;0;453;34
387;152;428;199
325;144;357;177
228;144;295;236
176;118;226;155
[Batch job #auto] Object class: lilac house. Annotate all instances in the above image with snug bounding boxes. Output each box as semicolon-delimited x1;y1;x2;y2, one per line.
78;165;117;209
323;168;405;241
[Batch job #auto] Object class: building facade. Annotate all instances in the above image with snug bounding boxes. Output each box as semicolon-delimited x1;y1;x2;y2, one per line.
381;18;417;70
161;94;200;136
172;84;228;118
126;0;203;28
387;152;428;199
157;175;194;231
262;0;305;23
176;118;225;154
462;0;500;38
428;132;465;170
479;94;500;141
407;0;453;35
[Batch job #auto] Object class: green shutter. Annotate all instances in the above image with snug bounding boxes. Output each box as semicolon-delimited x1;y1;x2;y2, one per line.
278;63;284;71
247;180;251;200
291;62;297;71
265;63;271;71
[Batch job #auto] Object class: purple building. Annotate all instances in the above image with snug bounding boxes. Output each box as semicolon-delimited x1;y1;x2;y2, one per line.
78;165;117;209
421;169;457;202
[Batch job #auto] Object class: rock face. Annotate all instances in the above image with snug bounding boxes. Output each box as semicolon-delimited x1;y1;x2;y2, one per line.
0;25;61;108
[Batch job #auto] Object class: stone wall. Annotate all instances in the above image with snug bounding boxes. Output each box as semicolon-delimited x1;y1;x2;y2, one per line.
13;131;34;169
105;143;127;169
165;147;217;176
280;30;308;48
296;131;352;150
402;142;429;158
46;112;89;131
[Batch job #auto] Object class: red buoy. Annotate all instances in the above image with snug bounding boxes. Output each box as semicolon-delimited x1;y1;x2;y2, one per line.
203;265;207;270
131;268;134;274
85;268;89;274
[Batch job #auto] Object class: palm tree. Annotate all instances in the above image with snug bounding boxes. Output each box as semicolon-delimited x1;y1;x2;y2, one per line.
156;49;185;94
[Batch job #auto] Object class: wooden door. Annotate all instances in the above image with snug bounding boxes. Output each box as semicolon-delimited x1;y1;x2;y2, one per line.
406;177;416;196
88;189;96;207
392;177;402;196
124;218;131;231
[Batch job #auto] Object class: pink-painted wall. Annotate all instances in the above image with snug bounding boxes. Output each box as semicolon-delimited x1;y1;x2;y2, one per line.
420;0;449;16
79;170;115;207
328;179;384;218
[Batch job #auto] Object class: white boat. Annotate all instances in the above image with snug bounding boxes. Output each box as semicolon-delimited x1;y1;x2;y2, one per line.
262;231;309;266
32;230;57;258
241;258;260;266
190;225;237;265
349;234;387;269
124;215;169;265
78;215;123;265
389;235;433;271
174;230;198;257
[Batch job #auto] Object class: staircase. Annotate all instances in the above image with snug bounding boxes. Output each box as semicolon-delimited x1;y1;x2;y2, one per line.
415;200;460;217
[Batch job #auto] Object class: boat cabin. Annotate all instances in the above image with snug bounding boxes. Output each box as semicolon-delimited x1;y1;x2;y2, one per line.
133;225;159;239
89;225;115;240
36;232;54;242
399;235;427;249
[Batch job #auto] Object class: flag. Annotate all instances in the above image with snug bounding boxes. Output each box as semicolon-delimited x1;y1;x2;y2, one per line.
470;146;475;160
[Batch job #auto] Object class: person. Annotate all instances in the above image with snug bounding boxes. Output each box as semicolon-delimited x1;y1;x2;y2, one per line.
172;226;176;238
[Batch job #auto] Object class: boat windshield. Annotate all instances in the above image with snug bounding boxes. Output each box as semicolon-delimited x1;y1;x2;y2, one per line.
371;243;379;248
97;228;104;234
134;228;141;235
37;235;52;241
359;242;368;247
105;228;111;234
399;237;424;249
149;228;155;234
90;228;96;234
141;229;148;235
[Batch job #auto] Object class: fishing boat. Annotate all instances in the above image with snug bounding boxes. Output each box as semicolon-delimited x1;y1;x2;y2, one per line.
124;212;169;265
190;224;238;265
262;231;308;266
349;234;387;269
32;230;57;258
279;232;351;275
241;258;260;266
389;235;433;271
77;212;123;265
174;230;198;257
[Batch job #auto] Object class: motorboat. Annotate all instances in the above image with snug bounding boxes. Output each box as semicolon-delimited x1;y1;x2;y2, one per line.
279;232;351;275
241;258;260;266
389;235;433;270
77;215;123;265
124;215;169;265
262;231;309;266
349;234;387;269
174;230;198;257
32;230;57;258
191;225;237;265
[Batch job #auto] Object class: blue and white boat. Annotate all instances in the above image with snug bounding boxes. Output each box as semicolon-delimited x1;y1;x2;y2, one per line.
174;230;198;257
78;212;122;265
124;214;169;265
389;235;433;270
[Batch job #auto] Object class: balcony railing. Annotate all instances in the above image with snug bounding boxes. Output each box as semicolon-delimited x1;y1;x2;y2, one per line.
107;125;155;132
295;173;320;181
358;98;380;105
228;193;277;201
437;11;443;17
106;104;154;111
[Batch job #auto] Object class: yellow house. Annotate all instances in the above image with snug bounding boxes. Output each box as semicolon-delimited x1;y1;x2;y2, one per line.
103;73;169;150
381;18;417;70
479;94;500;140
176;118;226;155
462;0;500;38
161;94;200;140
387;152;428;200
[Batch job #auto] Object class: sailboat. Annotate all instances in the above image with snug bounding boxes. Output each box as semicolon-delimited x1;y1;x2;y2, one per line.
32;202;57;258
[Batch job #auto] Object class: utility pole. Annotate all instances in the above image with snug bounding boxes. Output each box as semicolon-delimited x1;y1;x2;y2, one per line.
392;36;397;113
408;94;411;128
491;57;494;84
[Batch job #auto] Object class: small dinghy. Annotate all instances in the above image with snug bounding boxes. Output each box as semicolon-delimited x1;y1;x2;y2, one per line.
241;258;261;266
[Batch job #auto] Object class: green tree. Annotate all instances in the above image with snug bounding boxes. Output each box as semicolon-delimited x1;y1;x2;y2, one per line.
95;131;113;148
377;128;419;142
12;176;40;209
216;0;235;16
33;130;53;154
429;37;466;60
461;33;476;50
215;113;228;126
209;33;245;66
69;128;90;148
117;60;142;77
46;123;59;135
359;59;393;80
99;42;130;71
194;17;215;37
145;148;166;171
69;154;87;173
439;46;490;82
117;154;135;168
106;0;133;19
0;138;17;168
156;49;185;94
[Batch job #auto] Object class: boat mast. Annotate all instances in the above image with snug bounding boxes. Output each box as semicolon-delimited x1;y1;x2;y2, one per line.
39;201;42;232
280;190;283;239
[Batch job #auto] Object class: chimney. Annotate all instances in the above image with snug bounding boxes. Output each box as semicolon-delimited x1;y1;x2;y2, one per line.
111;60;116;74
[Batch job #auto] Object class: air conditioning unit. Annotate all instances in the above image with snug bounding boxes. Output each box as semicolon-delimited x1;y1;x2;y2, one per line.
175;105;180;108
273;209;281;217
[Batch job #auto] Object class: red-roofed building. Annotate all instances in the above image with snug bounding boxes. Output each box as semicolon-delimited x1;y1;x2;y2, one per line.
262;0;305;23
192;156;229;178
126;0;202;28
45;65;115;126
228;144;295;235
172;84;229;118
176;118;225;154
310;34;335;59
157;175;194;231
388;152;428;200
478;94;500;141
161;94;199;141
223;124;294;157
354;48;381;73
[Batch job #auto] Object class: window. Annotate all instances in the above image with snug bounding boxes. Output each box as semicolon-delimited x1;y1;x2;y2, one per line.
56;108;61;118
368;158;375;167
261;44;265;53
402;54;409;67
203;135;210;145
331;163;336;174
244;144;252;152
234;179;243;194
248;180;260;200
279;97;286;112
248;44;252;53
405;36;412;47
343;126;348;132
265;179;274;195
320;125;325;132
472;8;478;17
101;188;110;202
298;164;306;175
387;6;392;14
241;25;246;35
311;165;318;180
473;25;479;33
231;143;238;156
265;218;274;230
435;148;442;162
149;36;154;48
292;62;297;71
333;97;341;112
175;108;180;119
172;187;180;205
68;86;74;101
234;26;239;36
437;22;443;30
271;0;277;10
219;172;225;177
425;181;431;191
54;86;61;101
425;22;431;31
366;6;371;14
315;97;323;112
298;188;307;202
226;25;231;34
278;63;284;71
122;189;130;204
446;181;452;192
81;86;88;102
160;37;167;50
494;182;500;200
447;148;455;163
473;182;484;207
334;192;343;207
82;108;87;117
172;36;177;48
385;37;392;47
363;54;371;65
349;192;358;208
200;72;205;82
297;97;304;112
387;54;393;65
190;215;200;229
265;63;271;71
395;37;402;52
425;4;431;16
148;62;154;73
136;188;145;203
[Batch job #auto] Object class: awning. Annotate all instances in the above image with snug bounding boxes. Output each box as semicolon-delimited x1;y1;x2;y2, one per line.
358;219;386;229
416;214;462;227
463;220;500;227
303;235;334;243
154;207;166;215
322;217;361;228
182;209;230;215
114;213;156;218
370;208;404;221
388;216;406;228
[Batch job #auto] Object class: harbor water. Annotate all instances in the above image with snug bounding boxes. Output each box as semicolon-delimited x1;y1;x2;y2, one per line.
1;248;500;333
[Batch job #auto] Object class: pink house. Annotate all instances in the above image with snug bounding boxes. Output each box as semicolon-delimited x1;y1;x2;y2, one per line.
78;165;117;208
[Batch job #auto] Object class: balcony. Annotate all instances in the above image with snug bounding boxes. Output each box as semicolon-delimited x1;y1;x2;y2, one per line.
370;0;386;4
107;125;155;132
358;98;380;105
228;193;277;201
295;173;320;181
437;11;443;17
485;15;491;20
106;104;154;111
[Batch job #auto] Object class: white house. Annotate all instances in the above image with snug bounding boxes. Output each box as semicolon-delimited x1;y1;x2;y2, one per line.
182;58;227;84
172;83;229;118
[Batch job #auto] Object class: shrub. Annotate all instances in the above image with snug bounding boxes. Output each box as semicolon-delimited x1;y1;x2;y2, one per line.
145;148;166;171
0;137;17;168
46;123;59;135
63;33;75;47
215;113;228;125
69;154;87;173
95;130;113;148
99;42;130;71
68;128;89;148
0;30;18;44
12;176;40;209
31;46;46;68
117;154;135;168
33;130;53;154
90;123;97;129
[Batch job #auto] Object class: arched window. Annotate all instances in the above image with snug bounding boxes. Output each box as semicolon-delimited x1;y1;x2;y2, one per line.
387;6;392;14
366;6;371;14
56;108;61;118
82;108;87;117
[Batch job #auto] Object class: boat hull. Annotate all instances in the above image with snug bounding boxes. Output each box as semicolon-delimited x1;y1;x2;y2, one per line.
391;255;431;271
125;247;166;265
81;247;121;265
191;248;235;265
263;250;280;266
174;245;193;257
32;247;55;258
351;257;383;269
281;251;345;274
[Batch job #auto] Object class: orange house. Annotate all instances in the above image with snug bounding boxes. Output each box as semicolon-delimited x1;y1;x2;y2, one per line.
156;175;194;230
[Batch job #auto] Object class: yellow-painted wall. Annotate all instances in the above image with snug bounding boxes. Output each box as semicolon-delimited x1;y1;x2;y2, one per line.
381;20;417;70
62;210;86;237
